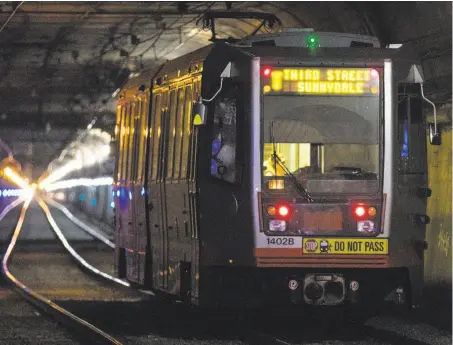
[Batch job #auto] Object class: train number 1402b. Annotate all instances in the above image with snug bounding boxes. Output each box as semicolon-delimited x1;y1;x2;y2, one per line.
267;237;295;245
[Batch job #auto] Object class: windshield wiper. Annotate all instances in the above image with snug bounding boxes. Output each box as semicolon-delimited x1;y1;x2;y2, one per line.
269;122;314;203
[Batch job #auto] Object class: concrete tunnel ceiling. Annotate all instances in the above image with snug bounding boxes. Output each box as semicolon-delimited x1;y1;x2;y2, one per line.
0;1;451;131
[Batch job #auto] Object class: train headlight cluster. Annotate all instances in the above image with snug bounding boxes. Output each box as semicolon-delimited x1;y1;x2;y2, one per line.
353;205;377;220
353;204;377;233
267;203;292;232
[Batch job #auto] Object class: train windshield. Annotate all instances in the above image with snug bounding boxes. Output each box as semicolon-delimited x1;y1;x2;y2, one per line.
262;93;380;194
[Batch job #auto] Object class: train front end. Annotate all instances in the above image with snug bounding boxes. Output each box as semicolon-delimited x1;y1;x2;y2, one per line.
253;63;404;309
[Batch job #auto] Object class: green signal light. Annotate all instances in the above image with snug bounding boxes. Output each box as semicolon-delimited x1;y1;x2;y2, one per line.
307;35;319;49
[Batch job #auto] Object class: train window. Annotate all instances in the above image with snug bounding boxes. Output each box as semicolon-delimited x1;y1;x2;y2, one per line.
131;99;141;182
137;96;149;183
117;105;126;181
210;83;241;185
156;91;168;181
150;93;161;182
188;79;201;181
173;88;185;180
180;84;193;179
398;84;427;174
127;103;136;181
121;104;131;181
166;90;178;179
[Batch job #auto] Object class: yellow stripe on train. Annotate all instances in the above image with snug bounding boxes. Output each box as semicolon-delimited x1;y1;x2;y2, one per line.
303;238;388;255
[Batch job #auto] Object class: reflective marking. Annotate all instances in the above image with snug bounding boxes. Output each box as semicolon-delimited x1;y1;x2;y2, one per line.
302;238;389;255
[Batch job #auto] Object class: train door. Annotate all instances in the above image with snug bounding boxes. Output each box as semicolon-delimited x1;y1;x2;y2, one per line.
114;104;126;277
163;82;195;300
124;101;139;282
148;90;167;289
188;77;202;303
198;78;248;266
132;93;150;285
395;83;429;305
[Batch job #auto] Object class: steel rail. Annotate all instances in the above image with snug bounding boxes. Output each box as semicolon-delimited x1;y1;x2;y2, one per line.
43;197;115;248
36;197;130;287
41;199;155;296
1;197;124;345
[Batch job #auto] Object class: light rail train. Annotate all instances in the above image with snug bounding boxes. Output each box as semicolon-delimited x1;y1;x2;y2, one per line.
112;29;441;316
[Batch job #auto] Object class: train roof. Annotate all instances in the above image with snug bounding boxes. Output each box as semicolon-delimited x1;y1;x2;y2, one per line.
121;31;420;94
233;44;420;64
238;29;381;48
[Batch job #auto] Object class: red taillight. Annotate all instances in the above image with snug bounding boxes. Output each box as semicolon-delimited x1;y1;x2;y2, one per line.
354;206;366;218
278;205;289;217
262;67;272;77
276;204;291;218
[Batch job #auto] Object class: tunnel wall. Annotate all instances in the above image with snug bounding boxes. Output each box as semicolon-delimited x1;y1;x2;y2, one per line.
424;128;452;287
65;185;114;229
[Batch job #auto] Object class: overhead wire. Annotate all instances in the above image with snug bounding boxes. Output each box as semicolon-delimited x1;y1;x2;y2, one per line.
0;1;24;35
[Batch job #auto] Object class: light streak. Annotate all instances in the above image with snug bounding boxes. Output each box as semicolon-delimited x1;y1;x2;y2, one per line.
3;167;29;188
43;177;114;192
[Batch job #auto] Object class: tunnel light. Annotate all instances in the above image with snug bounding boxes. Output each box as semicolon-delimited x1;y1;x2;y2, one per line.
3;167;29;189
39;129;113;188
0;189;25;197
102;144;110;156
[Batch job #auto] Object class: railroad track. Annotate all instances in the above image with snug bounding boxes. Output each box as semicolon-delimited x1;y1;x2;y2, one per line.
0;196;124;345
0;195;446;345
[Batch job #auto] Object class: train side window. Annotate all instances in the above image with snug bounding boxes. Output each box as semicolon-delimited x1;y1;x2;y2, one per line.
188;79;201;181
117;105;126;181
130;100;140;181
137;96;149;183
159;92;169;181
397;84;427;174
127;103;136;181
210;83;242;185
180;84;193;179
173;87;185;180
166;90;178;180
121;104;131;181
150;93;161;182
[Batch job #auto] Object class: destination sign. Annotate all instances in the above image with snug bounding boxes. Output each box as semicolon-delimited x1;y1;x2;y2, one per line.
262;67;380;96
